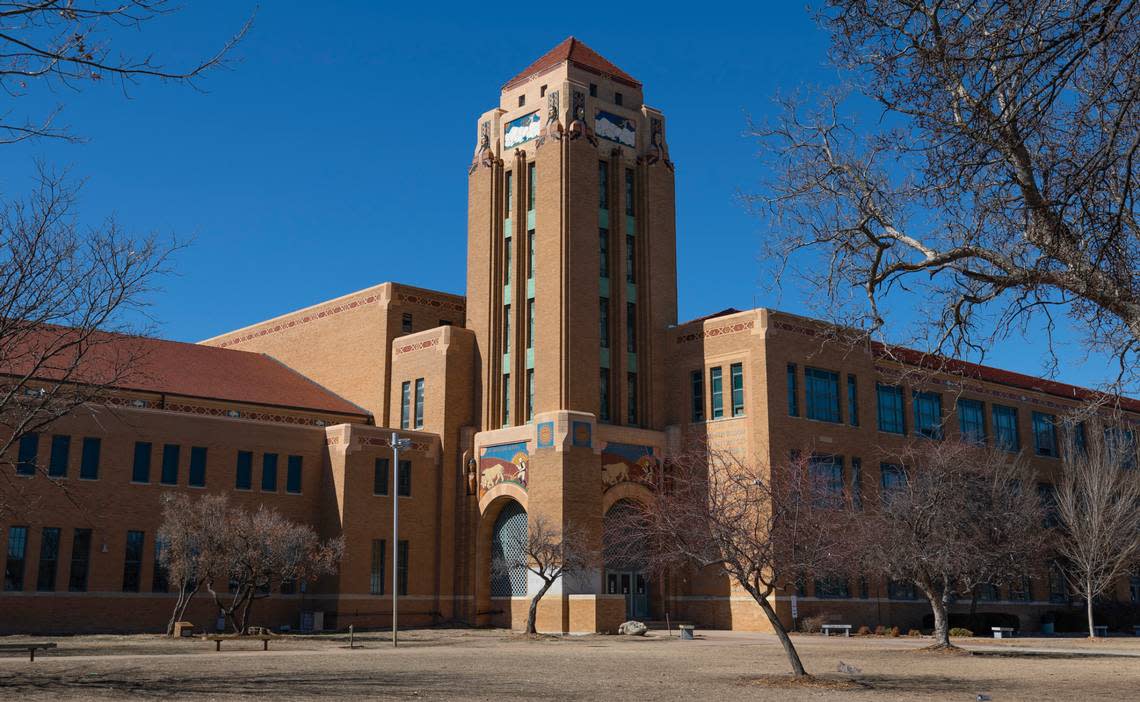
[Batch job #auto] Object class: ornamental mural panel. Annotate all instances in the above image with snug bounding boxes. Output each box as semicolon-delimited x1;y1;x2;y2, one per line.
601;443;658;488
504;111;540;149
537;421;555;448
595;110;636;147
479;441;529;496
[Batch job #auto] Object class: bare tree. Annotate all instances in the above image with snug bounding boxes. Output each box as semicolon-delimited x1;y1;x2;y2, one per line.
856;441;1048;649
754;1;1140;384
156;493;229;636
492;513;596;635
1055;420;1140;638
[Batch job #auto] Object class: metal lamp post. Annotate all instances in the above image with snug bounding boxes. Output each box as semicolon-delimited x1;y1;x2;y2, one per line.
390;432;412;647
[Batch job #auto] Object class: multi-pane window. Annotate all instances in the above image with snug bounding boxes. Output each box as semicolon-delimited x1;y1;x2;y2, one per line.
710;367;724;419
1073;421;1088;454
397;540;409;596
599;229;609;277
887;579;917;600
599;368;611;422
526;370;535;422
401;313;413;333
876;384;906;434
992;404;1020;451
262;453;278;492
1032;412;1059;457
847;375;859;426
626;303;637;353
1038;482;1059;527
122;530;144;592
188;446;207;488
730;363;744;417
503;305;511;354
598;161;608;209
235;450;253;490
815;574;849;599
526;300;535;349
627;372;638;425
1009;575;1032;601
286;455;302;494
976;583;999;601
957;398;986;444
69;528;92;592
599;298;610;348
370;539;385;595
16;433;37;475
374;458;390;496
880;463;906;500
48;435;70;477
152;538;169;592
161;444;180;485
36;527;60;591
504;171;513;214
850;457;863;510
504;236;512;285
132;441;152;483
1049;561;1068;602
787;364;798;417
502;373;511;426
4;526;27;591
527;163;536;211
527;230;535;280
912;391;943;439
809;454;844;507
690;370;705;422
400;381;411;430
398;460;412;497
1105;426;1137;469
805;368;840;422
625;168;634;216
414;378;425;429
80;437;101;479
625;235;635;284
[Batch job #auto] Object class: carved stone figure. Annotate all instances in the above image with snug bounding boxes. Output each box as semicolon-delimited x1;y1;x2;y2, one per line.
475;121;495;169
567;90;587;140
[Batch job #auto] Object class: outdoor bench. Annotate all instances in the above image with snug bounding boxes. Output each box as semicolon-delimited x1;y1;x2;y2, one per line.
991;627;1015;639
205;634;276;652
821;624;852;637
0;642;57;661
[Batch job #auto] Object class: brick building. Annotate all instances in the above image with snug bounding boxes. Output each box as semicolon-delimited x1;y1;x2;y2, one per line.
3;38;1138;635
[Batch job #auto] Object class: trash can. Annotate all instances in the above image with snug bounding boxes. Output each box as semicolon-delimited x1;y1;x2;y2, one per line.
679;625;695;640
1094;625;1108;638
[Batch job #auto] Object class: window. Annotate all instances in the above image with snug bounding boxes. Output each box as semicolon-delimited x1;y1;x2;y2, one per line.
398;459;412;497
976;583;999;601
505;171;513;214
1073;421;1088;454
809;454;844;507
80;437;101;479
397;540;409;596
152;538;168;592
261;453;278;491
912;391;943;439
17;433;37;475
161;444;180;485
518;94;525;107
880;463;906;499
526;299;534;349
122;530;144;592
400;381;411;430
527;163;536;211
887;579;917;600
710;367;724;419
626;303;637;352
370;539;385;595
599;229;609;277
504;236;512;285
625;235;635;283
1032;412;1058;457
876;384;906;434
598;161;608;209
36;527;60;592
527;230;535;279
690;370;704;422
589;82;597;97
374;458;389;496
48;435;70;477
401;312;413;333
805;367;841;423
69;528;92;592
132;441;152;483
599;298;610;348
4;526;27;591
847;375;858;426
526;370;535;422
540;84;546;97
1049;561;1068;603
188;446;207;488
600;368;611;422
614;91;623;106
1038;482;1058;527
627;372;638;425
992;404;1020;451
625;169;634;216
1105;426;1137;469
235;450;253;490
286;455;302;494
414;378;425;429
815;574;849;599
730;363;744;417
503;305;511;354
850;457;863;510
1009;575;1032;601
787;364;798;417
502;373;511;426
957;398;986;444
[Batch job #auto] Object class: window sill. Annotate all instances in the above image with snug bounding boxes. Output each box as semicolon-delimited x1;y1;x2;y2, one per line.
129;481;151;486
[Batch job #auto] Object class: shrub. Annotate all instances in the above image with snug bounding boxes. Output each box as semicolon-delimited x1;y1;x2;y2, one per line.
857;625;872;636
799;615;826;633
907;628;922;637
949;627;974;637
889;626;901;637
873;625;886;636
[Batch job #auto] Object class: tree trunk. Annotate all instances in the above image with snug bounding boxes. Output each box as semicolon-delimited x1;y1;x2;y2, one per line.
166;581;200;636
1086;579;1096;639
755;592;808;678
929;595;951;647
526;580;554;635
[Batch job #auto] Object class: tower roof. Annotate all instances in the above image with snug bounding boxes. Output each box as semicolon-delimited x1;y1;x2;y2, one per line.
504;37;641;90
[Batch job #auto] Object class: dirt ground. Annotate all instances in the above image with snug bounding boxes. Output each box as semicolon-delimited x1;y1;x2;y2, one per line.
1;628;1139;700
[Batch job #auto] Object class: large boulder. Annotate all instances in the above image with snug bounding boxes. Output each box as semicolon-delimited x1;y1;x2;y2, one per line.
618;620;648;636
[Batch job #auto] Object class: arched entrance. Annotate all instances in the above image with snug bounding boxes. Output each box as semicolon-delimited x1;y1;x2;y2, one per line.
603;499;650;620
490;501;528;597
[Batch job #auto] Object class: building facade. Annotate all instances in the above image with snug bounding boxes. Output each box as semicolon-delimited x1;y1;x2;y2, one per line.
2;38;1138;635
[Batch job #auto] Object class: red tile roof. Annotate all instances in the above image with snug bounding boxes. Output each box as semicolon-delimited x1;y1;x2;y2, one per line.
0;327;369;418
504;37;640;89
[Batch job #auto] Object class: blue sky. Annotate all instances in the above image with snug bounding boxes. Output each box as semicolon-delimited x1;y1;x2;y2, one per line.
0;2;1115;389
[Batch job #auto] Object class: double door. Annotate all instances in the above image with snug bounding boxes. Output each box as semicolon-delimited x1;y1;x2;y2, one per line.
606;570;649;620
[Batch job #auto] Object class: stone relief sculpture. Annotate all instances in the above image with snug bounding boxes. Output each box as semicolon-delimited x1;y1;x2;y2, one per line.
567;89;587;141
641;117;672;170
544;89;563;141
472;120;495;172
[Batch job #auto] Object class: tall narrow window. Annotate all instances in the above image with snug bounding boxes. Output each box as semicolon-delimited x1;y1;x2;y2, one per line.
69;528;92;592
958;398;986;444
502;373;511;426
504;236;511;286
625;235;635;283
370;539;385;595
80;437;101;479
161;444;180;485
16;433;37;475
235;450;253;490
527;299;535;349
600;369;611;422
730;363;745;417
152;538;169;592
122;530;144;592
401;313;413;333
400;381;411;429
809;454;844;508
598;161;608;209
504;171;513;215
880;463;906;500
527;230;535;280
188;446;207;488
373;457;389;496
3;526;27;591
847;375;859;426
286;455;303;494
787;364;798;417
527;162;536;211
397;540;409;596
526;370;535;422
132;441;152;483
627;372;638;424
690;370;705;422
36;527;60;592
876;384;906;434
626;303;637;352
805;367;841;423
599;229;609;277
503;305;511;354
1032;412;1058;457
48;434;70;477
912;391;943;439
414;378;425;429
992;404;1020;451
599;298;610;348
625;168;635;216
261;452;278;491
398;460;412;497
710;367;724;419
850;457;863;510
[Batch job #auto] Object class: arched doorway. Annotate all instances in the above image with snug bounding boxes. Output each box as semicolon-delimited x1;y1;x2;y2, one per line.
603;499;650;620
490;501;528;597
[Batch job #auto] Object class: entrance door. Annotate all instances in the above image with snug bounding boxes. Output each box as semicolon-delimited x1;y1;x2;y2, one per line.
607;570;649;619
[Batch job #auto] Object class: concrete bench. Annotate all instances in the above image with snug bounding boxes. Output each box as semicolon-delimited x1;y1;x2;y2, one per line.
991;627;1015;639
205;634;276;652
0;642;57;661
821;624;852;637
